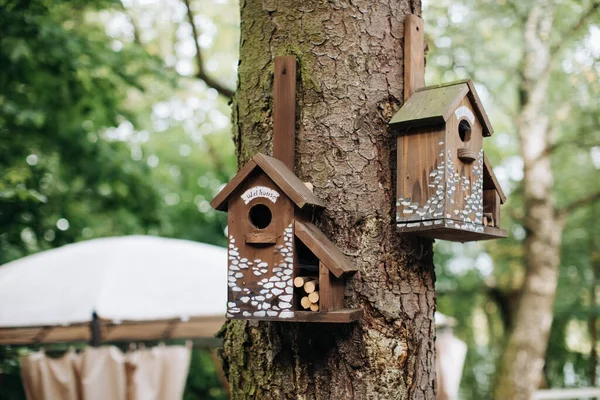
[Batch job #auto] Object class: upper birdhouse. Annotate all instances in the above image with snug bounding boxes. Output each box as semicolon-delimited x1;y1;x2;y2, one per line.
210;153;362;323
389;80;507;242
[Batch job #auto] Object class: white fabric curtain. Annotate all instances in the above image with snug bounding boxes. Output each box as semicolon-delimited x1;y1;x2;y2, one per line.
19;345;191;400
435;332;467;400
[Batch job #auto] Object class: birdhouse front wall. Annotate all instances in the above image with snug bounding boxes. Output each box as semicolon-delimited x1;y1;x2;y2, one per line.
396;97;487;234
226;172;297;320
396;126;447;224
443;97;484;231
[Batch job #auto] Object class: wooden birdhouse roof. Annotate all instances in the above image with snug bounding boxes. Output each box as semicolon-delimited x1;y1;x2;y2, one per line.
483;154;506;204
294;220;358;278
210;153;326;211
389;79;494;137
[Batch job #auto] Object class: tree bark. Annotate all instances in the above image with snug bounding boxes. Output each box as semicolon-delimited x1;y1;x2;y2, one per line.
220;1;436;399
493;2;564;399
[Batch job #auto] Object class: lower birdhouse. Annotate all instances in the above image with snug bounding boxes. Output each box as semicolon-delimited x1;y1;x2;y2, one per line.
210;153;362;323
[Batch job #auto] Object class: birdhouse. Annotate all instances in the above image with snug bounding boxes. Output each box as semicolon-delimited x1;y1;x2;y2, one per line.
210;153;362;323
389;80;507;242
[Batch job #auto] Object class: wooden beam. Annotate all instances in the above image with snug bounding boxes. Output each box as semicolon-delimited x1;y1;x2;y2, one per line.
294;219;358;278
483;189;501;227
90;311;102;346
32;327;53;344
319;261;345;312
161;319;179;340
245;232;277;244
403;15;425;101
273;56;297;170
483;153;507;203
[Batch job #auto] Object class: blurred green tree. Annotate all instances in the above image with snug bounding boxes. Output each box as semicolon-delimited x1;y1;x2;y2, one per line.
0;0;164;264
0;0;236;399
424;0;600;397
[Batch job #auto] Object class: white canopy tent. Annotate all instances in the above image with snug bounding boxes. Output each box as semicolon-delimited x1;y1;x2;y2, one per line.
0;235;227;345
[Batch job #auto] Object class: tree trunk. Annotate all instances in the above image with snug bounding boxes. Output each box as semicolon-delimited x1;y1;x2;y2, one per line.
493;2;564;399
220;1;436;399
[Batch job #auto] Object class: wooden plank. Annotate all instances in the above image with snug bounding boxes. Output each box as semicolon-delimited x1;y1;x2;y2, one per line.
390;84;469;131
211;153;325;211
483;153;506;203
483;189;500;227
32;326;54;343
0;317;226;345
319;262;345;312
105;322;171;341
444;96;484;225
42;325;90;343
273;56;297;170
396;126;446;223
210;159;258;211
404;15;425;101
245;232;277;244
226;172;296;320
0;328;46;345
254;153;325;208
393;79;494;137
398;219;507;242
293;309;362;323
465;80;494;136
228;309;362;323
294;219;358;278
415;79;494;136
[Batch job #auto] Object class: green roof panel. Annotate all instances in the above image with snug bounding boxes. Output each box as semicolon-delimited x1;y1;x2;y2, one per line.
389;82;469;132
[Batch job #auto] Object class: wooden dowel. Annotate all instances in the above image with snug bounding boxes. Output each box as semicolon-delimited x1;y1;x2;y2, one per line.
310;303;319;312
304;280;318;294
294;276;316;288
308;291;319;304
483;212;494;227
300;296;312;309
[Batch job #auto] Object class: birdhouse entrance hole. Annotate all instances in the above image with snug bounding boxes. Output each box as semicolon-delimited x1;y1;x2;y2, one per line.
249;204;272;229
458;119;472;143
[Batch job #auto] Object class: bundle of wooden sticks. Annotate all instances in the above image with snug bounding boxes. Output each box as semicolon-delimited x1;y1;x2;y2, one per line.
293;276;319;312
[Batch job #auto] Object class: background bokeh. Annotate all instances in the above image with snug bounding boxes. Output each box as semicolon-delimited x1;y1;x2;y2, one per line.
1;0;598;398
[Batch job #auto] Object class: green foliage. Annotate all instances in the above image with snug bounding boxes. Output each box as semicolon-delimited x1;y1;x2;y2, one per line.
184;349;228;400
0;0;236;398
0;0;165;263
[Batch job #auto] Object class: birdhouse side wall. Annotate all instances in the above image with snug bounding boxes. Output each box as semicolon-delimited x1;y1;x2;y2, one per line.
396;125;447;226
226;172;296;319
443;97;485;231
318;261;345;312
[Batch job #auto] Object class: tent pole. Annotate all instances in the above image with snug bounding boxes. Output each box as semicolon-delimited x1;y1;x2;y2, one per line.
90;311;102;346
